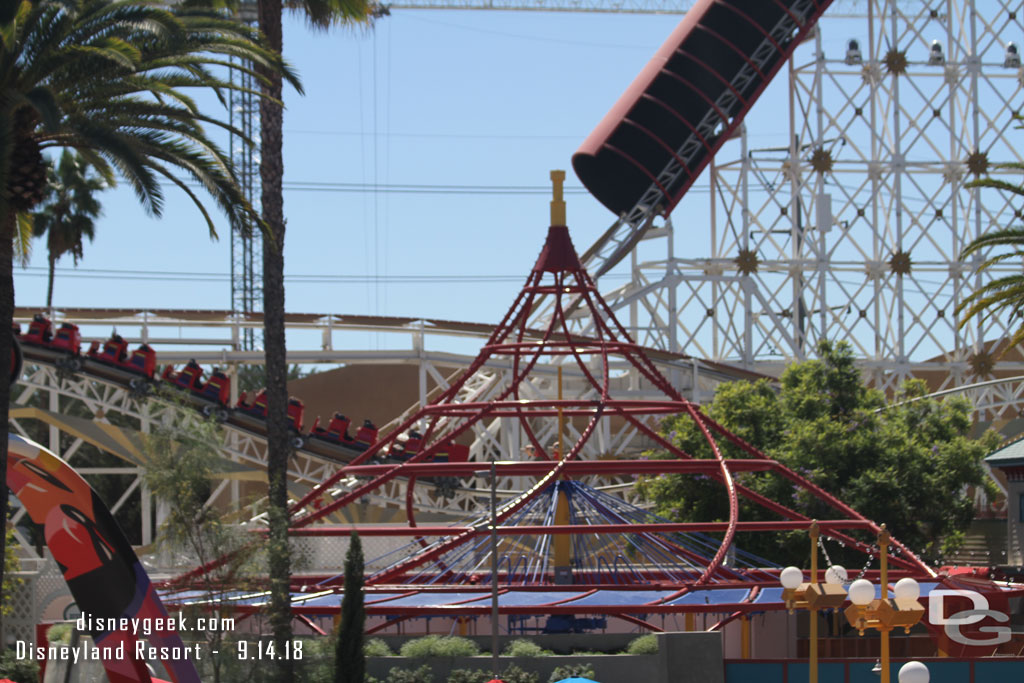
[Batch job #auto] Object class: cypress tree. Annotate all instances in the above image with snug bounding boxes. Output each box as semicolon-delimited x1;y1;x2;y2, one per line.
334;531;366;683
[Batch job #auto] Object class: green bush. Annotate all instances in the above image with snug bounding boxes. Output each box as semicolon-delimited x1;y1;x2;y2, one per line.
365;638;394;656
45;623;73;644
624;634;658;655
399;635;480;658
547;663;594;683
447;668;491;683
501;663;539;683
0;650;39;683
502;639;549;657
386;664;434;683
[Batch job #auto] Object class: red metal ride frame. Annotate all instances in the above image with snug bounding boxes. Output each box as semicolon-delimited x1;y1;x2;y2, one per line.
287;224;935;590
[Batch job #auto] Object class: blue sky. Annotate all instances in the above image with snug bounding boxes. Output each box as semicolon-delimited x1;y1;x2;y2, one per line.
13;8;851;352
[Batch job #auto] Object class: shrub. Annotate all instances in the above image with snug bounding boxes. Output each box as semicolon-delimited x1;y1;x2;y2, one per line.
625;634;658;655
447;668;491;683
547;663;594;683
430;636;480;657
386;664;434;683
502;639;549;657
400;635;480;658
501;663;540;683
46;623;73;644
0;650;39;683
365;638;394;656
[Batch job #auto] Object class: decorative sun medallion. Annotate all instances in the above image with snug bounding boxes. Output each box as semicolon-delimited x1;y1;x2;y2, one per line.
968;350;995;379
966;150;989;176
883;48;908;75
942;162;964;186
862;61;882;86
810;147;834;174
735;248;760;275
888;249;912;275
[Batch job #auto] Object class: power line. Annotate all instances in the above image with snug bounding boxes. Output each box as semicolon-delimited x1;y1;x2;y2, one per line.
283;128;581;140
15;266;631;285
280;181;595;195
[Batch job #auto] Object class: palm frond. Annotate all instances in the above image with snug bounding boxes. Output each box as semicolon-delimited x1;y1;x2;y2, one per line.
13;210;32;266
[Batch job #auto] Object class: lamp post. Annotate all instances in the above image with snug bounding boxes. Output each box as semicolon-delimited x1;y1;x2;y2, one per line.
780;521;848;683
843;525;926;683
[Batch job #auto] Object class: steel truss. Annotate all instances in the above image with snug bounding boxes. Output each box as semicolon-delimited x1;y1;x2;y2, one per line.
599;0;1024;418
276;225;933;592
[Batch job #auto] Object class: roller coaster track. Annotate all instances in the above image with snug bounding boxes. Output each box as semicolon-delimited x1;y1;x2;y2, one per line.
10;360;475;520
11;307;733;536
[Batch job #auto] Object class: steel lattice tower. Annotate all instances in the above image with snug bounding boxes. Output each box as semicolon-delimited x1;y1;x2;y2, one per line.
597;0;1024;417
229;3;262;351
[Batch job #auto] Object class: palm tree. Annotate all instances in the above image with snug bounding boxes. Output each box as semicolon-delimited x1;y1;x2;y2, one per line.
32;150;105;308
0;0;299;632
254;2;367;677
956;166;1024;349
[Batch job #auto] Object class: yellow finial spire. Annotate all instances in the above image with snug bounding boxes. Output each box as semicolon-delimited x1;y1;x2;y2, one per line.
550;169;566;226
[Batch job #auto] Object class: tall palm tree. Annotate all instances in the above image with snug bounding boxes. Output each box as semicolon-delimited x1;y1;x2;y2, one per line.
0;0;299;632
32;150;105;308
956;166;1024;349
254;2;367;677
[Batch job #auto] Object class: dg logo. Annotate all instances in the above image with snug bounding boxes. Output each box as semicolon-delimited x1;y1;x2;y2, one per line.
928;589;1011;647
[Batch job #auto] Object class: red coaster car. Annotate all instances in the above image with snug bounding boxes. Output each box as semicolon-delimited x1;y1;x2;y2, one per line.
236;388;267;416
389;429;423;461
436;441;469;463
354;419;378;449
20;314;53;346
125;344;156;378
197;368;231;407
87;333;155;385
161;359;204;392
309;413;356;445
236;389;305;433
88;333;129;365
51;323;81;355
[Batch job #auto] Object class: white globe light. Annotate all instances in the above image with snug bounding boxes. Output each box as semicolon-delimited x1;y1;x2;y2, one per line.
825;565;848;585
894;577;921;602
898;660;929;683
780;566;803;590
848;578;875;606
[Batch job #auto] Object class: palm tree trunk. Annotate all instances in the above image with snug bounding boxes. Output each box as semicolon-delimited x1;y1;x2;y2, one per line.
258;0;293;680
0;211;16;640
46;254;55;309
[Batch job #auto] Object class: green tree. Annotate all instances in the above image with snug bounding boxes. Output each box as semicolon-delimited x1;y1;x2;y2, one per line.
31;150;104;307
143;405;256;683
637;340;1001;566
0;0;297;638
334;531;366;683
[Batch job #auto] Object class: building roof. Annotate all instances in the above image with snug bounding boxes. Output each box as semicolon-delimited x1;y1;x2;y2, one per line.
985;435;1024;468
